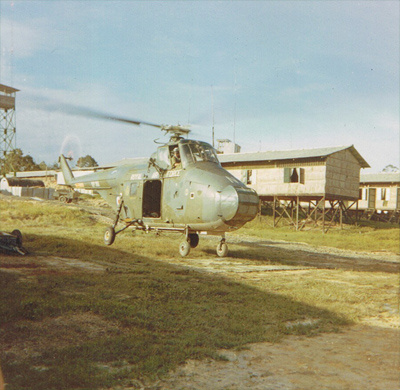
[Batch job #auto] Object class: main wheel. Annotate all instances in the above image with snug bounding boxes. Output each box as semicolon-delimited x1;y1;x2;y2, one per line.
188;233;199;248
216;241;228;257
179;241;191;257
104;226;116;246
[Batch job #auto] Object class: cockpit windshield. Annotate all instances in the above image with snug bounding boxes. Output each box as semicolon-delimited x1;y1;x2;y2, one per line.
180;141;220;167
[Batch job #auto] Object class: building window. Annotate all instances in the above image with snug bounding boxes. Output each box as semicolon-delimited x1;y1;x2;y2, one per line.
284;168;305;184
130;182;139;196
241;169;255;185
246;169;253;185
377;188;390;201
360;188;368;200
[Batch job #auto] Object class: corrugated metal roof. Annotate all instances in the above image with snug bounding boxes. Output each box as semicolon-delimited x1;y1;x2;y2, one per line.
0;84;19;93
360;172;400;183
2;178;45;187
6;171;57;178
218;145;370;168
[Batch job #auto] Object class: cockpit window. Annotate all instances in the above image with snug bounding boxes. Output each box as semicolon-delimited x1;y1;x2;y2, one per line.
180;141;220;167
157;146;172;169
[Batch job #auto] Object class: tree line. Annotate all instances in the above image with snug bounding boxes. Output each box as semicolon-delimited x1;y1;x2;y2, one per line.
0;149;98;176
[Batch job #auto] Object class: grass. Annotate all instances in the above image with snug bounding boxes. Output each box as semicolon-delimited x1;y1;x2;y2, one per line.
239;216;400;254
0;196;399;389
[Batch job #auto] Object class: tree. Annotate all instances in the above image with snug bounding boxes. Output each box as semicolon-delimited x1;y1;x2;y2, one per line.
0;149;41;176
38;161;59;171
382;164;399;173
76;155;99;168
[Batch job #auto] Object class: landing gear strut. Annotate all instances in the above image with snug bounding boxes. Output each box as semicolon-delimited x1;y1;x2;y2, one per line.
104;199;142;246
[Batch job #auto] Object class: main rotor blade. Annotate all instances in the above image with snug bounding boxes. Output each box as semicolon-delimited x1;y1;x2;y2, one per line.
32;95;191;134
60;105;162;128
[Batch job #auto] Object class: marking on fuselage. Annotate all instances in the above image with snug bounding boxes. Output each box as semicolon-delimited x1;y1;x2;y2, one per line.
165;170;181;178
130;173;143;180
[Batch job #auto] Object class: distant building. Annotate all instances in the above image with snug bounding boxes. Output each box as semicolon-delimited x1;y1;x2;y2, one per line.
0;176;54;199
216;139;241;154
219;145;369;201
219;145;370;231
357;172;400;222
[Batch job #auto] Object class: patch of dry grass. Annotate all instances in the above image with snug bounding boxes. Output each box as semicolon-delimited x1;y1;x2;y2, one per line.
240;216;400;254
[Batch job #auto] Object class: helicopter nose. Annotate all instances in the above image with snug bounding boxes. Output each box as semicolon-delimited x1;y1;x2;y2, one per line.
219;185;259;224
219;185;239;221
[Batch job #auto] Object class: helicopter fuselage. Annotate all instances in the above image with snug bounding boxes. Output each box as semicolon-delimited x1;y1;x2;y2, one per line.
60;139;259;256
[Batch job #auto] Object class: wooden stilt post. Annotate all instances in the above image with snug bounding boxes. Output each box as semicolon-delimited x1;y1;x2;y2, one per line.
340;201;343;229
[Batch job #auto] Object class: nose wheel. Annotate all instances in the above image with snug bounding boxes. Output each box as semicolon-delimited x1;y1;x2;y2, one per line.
179;240;191;257
216;238;228;257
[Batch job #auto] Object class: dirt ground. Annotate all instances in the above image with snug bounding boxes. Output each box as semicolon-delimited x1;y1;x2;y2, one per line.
149;238;400;390
1;235;399;390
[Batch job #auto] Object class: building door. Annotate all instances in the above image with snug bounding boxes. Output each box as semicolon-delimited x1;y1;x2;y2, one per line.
124;181;143;219
368;188;376;209
397;187;400;210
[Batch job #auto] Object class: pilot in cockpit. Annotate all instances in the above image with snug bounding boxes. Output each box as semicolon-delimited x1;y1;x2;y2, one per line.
171;147;182;169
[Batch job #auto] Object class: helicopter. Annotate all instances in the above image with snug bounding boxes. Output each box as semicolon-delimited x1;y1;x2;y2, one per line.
59;117;259;257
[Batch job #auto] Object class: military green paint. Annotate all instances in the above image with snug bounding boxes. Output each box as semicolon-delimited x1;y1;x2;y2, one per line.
59;139;259;237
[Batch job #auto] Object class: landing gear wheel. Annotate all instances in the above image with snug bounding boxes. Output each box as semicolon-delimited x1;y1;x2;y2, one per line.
179;240;191;257
11;229;23;247
216;241;228;257
188;233;199;248
104;226;116;246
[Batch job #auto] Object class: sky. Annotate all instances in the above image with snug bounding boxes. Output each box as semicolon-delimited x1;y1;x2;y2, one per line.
0;0;399;172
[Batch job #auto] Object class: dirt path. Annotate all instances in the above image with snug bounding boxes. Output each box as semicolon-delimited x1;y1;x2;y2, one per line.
158;323;399;390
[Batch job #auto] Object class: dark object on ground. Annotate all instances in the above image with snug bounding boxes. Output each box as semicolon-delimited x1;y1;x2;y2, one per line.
0;229;28;255
53;189;80;203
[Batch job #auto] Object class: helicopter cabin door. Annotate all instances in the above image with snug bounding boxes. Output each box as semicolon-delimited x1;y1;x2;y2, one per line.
125;180;143;219
142;180;162;219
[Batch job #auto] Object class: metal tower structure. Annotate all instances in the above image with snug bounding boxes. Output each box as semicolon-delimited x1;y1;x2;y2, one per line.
0;84;19;158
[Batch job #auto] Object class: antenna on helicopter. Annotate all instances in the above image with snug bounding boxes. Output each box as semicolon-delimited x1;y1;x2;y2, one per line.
211;85;215;147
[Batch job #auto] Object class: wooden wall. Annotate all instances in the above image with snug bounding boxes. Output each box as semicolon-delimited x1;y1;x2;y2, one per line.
325;149;361;199
223;149;362;200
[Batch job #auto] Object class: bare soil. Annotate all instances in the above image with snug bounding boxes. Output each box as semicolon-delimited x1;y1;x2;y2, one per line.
0;235;399;390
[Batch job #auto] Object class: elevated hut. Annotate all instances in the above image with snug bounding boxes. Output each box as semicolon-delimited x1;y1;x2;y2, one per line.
219;145;370;231
357;172;400;222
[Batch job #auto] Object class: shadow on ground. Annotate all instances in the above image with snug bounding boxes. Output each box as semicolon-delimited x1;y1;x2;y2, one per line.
0;234;349;390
